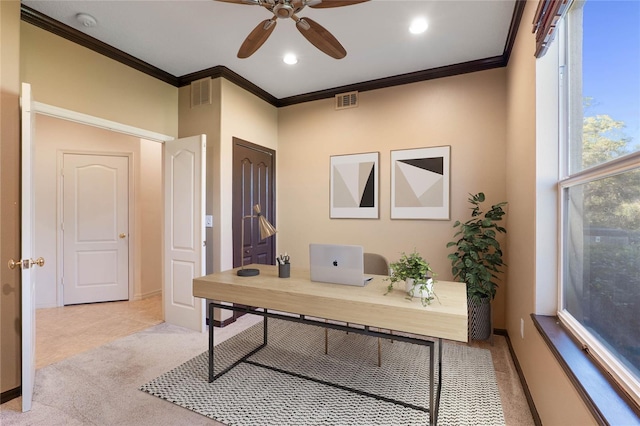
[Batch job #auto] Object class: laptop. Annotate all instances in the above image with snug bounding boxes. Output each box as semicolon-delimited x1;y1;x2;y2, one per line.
309;243;373;286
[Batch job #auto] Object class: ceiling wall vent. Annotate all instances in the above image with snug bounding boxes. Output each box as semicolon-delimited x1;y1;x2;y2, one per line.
191;77;212;108
335;91;358;110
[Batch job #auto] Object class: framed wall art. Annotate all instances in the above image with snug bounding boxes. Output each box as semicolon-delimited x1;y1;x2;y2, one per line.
391;146;450;220
330;152;379;219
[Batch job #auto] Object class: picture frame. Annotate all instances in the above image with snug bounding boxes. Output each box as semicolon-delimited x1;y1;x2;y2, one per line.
330;152;379;219
391;146;450;220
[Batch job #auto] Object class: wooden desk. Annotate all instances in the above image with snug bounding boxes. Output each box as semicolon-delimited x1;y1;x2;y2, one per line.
193;264;468;426
193;264;467;341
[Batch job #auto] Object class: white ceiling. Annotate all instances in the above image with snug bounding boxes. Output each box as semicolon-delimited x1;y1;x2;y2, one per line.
22;0;518;100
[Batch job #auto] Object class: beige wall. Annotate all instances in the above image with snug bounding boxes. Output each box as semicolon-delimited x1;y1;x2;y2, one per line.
505;1;595;424
0;0;22;395
34;115;163;307
179;78;278;322
17;18;177;307
139;138;163;296
178;79;222;277
20;22;178;137
277;68;508;328
0;16;176;398
180;78;280;274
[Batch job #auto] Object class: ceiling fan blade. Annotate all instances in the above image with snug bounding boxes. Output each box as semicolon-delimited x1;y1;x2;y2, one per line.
237;18;277;59
215;0;260;5
296;17;346;59
308;0;369;9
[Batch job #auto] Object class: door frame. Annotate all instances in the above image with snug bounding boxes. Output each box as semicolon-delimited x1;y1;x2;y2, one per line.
56;151;134;306
21;82;36;412
229;138;276;325
29;101;172;308
232;137;276;269
22;98;211;409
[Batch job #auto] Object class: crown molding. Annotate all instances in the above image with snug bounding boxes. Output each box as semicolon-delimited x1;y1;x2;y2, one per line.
21;5;179;86
20;0;526;108
179;66;278;106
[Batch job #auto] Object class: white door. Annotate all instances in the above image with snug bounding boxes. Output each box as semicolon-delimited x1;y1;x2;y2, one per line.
20;83;44;412
164;135;206;332
62;154;129;305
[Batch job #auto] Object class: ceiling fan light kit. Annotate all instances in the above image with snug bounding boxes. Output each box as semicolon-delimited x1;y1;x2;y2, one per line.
217;0;370;59
409;17;428;35
283;53;298;64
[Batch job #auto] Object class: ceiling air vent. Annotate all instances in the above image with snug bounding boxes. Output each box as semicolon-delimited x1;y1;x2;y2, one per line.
191;77;212;108
335;91;358;110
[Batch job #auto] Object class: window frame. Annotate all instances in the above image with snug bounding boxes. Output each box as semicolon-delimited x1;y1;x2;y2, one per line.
557;2;640;407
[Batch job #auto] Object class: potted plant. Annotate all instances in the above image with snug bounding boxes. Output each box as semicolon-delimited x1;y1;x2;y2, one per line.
446;192;507;340
385;251;437;307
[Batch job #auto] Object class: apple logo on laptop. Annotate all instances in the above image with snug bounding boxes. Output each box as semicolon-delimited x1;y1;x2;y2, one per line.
333;260;338;266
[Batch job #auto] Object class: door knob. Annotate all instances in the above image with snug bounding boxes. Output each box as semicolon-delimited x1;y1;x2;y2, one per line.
8;257;45;270
8;259;24;270
119;233;127;239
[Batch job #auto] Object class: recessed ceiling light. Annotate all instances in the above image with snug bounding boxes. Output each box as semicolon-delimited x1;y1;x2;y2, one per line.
409;17;428;35
283;53;298;65
76;13;97;28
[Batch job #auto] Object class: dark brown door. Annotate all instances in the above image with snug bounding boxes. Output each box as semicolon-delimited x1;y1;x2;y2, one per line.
233;138;276;271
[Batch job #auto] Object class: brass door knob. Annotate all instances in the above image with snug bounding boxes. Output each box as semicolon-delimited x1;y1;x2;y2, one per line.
119;233;127;239
8;259;23;270
8;257;45;269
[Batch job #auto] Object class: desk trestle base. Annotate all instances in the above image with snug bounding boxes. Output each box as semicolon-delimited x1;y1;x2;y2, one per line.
207;302;443;426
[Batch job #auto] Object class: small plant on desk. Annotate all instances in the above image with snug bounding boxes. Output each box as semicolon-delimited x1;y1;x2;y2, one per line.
385;250;438;307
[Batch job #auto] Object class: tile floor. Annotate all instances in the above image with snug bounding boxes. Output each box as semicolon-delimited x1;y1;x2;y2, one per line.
36;295;163;369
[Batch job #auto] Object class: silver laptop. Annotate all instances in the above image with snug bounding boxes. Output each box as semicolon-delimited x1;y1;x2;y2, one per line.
309;243;372;286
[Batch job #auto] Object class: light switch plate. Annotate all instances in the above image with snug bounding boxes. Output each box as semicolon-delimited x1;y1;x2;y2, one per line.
205;215;213;228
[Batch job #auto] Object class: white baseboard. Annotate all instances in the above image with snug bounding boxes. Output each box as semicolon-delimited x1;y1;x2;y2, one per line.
36;303;58;309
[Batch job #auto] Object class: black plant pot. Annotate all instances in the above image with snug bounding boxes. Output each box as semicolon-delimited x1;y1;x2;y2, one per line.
467;296;492;341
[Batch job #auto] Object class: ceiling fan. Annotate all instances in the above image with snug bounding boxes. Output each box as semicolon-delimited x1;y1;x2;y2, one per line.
216;0;369;59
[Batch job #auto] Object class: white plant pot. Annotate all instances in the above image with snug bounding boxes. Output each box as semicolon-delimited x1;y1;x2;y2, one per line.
405;278;434;299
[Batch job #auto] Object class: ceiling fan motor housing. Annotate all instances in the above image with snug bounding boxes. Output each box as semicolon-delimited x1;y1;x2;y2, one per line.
273;3;295;18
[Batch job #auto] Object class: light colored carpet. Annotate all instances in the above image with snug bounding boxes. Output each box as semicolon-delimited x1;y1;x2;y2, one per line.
0;314;262;426
141;319;505;425
0;313;527;426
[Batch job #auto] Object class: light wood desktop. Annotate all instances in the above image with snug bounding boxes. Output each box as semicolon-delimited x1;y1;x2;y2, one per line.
193;264;468;342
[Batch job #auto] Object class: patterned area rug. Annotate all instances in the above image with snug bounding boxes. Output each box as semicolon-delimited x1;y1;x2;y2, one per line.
140;319;505;425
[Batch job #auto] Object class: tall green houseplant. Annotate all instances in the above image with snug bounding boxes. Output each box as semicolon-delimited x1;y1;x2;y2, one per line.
447;192;507;340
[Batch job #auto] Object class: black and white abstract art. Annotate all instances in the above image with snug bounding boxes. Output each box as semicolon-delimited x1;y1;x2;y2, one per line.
330;152;379;219
391;146;450;220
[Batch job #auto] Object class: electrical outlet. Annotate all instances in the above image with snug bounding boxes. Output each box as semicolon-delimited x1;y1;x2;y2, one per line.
520;318;525;339
205;215;213;228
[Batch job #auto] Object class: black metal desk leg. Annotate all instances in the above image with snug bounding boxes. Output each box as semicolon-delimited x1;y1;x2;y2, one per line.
209;302;214;383
429;342;435;426
434;338;443;425
263;309;268;345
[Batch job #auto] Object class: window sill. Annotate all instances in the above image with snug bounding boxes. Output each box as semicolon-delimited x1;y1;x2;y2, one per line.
531;315;640;425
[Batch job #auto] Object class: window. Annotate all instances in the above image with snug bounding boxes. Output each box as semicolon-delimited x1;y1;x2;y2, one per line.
559;0;640;404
